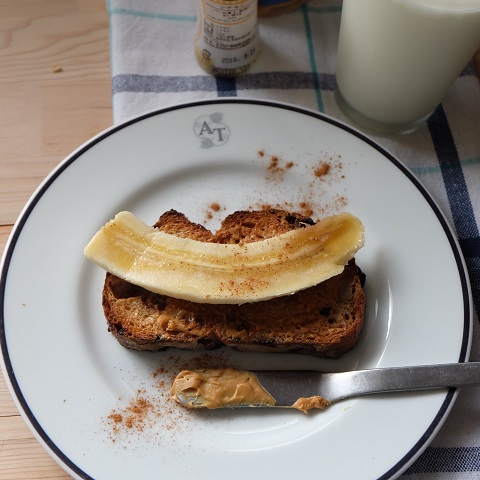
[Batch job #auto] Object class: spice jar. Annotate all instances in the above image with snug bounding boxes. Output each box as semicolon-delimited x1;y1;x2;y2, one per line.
258;0;309;16
195;0;260;77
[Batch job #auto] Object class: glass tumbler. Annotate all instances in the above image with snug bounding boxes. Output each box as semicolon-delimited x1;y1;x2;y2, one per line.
335;0;480;135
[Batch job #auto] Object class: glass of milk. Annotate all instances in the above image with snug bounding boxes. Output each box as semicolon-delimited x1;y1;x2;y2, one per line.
335;0;480;135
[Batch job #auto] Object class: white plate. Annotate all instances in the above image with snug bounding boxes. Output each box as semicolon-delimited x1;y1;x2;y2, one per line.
1;99;471;480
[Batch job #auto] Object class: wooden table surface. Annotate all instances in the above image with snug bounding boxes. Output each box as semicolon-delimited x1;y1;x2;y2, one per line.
0;1;112;478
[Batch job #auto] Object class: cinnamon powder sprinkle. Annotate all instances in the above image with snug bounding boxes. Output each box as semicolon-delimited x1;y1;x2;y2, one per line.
107;389;155;435
204;202;224;222
263;153;295;181
218;276;270;296
314;162;330;177
255;150;347;219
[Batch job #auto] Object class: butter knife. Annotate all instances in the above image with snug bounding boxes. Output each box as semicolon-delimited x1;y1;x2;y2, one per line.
171;362;480;411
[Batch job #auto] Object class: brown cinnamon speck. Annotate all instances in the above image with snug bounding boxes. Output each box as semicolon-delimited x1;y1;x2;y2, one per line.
204;202;224;222
269;156;279;170
298;202;314;217
314;162;331;177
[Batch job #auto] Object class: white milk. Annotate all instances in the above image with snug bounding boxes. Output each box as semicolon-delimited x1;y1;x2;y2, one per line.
335;0;480;133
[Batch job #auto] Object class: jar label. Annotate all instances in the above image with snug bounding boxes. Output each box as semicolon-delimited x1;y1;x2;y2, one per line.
195;0;259;73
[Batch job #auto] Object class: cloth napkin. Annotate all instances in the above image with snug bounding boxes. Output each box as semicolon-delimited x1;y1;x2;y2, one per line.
107;0;480;477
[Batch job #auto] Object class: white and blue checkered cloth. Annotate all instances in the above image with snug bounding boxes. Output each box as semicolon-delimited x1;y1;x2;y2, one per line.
107;1;480;477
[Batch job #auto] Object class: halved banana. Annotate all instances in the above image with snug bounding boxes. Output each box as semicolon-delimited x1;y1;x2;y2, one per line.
84;211;364;304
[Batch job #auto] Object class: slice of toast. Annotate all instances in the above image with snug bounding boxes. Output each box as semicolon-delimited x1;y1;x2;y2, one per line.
102;209;366;358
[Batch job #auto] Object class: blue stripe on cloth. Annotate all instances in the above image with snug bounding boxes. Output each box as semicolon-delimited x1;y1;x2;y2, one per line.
112;72;336;94
301;5;324;112
112;74;219;94
215;76;237;97
111;66;476;100
404;446;480;474
108;7;196;22
428;105;479;239
411;156;480;175
428;105;480;319
461;237;480;259
238;71;335;90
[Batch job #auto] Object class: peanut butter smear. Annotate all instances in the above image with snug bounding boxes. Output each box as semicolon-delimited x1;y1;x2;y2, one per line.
171;368;276;409
291;396;331;413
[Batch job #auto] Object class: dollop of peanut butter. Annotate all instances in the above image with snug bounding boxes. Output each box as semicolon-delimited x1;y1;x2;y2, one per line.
171;368;276;409
291;396;331;413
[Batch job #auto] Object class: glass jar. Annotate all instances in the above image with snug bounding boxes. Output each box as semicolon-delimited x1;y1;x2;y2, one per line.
195;0;260;77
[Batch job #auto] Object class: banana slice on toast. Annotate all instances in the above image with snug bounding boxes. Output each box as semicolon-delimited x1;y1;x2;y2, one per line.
84;211;364;304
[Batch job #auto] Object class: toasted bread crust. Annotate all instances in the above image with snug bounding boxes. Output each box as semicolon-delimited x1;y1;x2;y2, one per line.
102;209;366;358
